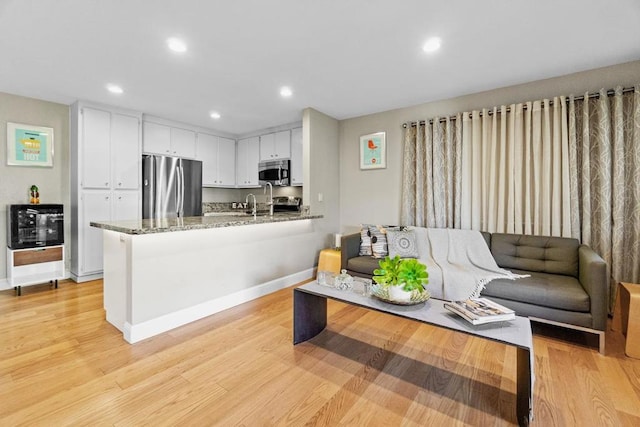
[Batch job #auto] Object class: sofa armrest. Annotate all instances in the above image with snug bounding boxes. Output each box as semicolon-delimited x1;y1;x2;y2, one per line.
341;233;361;271
578;245;608;331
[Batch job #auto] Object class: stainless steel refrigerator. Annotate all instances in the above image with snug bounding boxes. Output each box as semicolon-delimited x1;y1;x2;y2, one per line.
142;155;202;219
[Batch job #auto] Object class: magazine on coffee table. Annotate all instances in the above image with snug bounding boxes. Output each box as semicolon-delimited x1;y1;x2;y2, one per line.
444;297;515;325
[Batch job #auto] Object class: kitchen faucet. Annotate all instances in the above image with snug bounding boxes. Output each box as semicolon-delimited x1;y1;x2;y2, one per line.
246;193;257;219
264;182;273;216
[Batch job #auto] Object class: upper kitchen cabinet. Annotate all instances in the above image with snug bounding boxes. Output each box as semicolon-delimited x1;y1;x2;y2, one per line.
259;130;291;161
81;107;111;188
143;121;196;159
237;136;260;187
79;106;140;189
198;133;217;185
112;114;141;189
171;127;197;158
197;133;236;187
142;121;170;154
218;137;236;186
290;127;303;186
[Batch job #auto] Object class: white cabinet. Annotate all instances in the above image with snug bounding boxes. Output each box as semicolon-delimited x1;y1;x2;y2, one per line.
259;133;274;162
6;245;65;293
290;127;303;186
171;127;196;158
275;130;291;159
80;191;112;275
82;108;140;189
71;102;142;282
259;130;291;161
77;190;139;278
82;108;111;188
143;122;196;159
198;133;217;186
237;137;260;187
197;133;236;187
112;114;140;189
113;191;140;221
142;122;170;155
218;137;236;186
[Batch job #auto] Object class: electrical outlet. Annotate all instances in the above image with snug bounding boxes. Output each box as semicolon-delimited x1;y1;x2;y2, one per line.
318;193;323;202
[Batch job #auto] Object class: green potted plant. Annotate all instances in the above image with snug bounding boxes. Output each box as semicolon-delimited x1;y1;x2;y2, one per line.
373;256;429;302
372;255;403;287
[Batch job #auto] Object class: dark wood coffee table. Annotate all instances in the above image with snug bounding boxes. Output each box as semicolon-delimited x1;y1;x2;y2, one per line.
293;282;534;426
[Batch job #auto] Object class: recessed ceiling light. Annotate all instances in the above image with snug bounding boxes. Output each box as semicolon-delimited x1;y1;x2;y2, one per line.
280;86;293;98
422;37;441;53
210;111;221;119
106;84;123;94
167;37;187;53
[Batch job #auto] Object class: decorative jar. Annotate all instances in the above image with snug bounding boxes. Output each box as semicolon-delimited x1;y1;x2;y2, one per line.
334;269;353;291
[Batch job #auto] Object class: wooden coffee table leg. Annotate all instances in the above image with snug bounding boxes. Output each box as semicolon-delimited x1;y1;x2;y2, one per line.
516;346;533;426
293;289;327;344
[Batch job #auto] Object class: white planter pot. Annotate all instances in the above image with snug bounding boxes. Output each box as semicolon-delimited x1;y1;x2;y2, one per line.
388;285;412;302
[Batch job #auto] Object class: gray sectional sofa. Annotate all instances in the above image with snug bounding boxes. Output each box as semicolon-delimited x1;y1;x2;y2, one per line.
341;230;608;352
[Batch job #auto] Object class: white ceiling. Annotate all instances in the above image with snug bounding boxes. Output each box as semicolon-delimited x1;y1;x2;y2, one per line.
1;0;639;136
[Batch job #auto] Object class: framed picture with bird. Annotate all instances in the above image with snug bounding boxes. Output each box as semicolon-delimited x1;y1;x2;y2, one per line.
359;131;386;170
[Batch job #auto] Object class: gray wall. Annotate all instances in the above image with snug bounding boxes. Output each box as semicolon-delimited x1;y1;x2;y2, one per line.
0;92;70;283
304;108;340;247
338;60;640;234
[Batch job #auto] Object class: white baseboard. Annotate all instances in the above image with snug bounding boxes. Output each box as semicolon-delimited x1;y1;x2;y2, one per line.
123;268;315;344
70;271;103;283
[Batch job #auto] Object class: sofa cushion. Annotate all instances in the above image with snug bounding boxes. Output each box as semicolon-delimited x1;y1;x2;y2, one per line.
481;269;590;312
387;229;419;258
491;233;579;277
347;256;380;275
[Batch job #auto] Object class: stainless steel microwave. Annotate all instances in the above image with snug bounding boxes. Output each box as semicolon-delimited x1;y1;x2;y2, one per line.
258;160;290;186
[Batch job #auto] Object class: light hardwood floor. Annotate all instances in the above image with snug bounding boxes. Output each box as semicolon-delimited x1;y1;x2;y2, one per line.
1;279;640;426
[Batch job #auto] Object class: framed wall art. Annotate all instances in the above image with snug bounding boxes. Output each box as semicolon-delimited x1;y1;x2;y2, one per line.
6;122;54;167
359;131;386;170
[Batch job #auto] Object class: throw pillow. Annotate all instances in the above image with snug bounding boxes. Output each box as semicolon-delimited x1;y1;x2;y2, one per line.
358;224;373;256
387;229;419;258
370;225;399;258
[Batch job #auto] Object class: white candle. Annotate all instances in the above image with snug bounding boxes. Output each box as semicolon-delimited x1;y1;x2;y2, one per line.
334;233;342;249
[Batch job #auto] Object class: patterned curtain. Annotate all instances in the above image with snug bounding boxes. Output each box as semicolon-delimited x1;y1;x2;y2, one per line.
400;115;462;228
569;86;640;307
401;85;640;309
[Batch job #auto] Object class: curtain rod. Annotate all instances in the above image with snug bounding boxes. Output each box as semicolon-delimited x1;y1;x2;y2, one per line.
402;85;637;128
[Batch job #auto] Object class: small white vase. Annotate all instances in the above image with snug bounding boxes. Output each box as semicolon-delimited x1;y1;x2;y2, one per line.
388;285;412;302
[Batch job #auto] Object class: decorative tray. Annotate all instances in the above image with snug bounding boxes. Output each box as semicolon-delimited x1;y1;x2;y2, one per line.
370;284;431;306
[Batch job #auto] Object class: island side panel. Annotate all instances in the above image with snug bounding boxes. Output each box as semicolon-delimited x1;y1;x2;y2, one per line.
103;230;131;332
103;219;325;342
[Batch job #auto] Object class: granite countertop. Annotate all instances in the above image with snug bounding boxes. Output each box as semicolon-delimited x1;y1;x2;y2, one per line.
90;212;323;235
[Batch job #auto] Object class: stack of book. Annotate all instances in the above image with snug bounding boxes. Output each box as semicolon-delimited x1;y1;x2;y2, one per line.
444;298;515;325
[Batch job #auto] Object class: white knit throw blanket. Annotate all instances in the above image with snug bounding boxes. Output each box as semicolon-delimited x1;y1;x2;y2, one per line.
413;228;528;301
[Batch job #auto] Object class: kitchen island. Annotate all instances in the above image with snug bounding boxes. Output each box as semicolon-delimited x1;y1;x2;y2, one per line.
91;212;324;343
